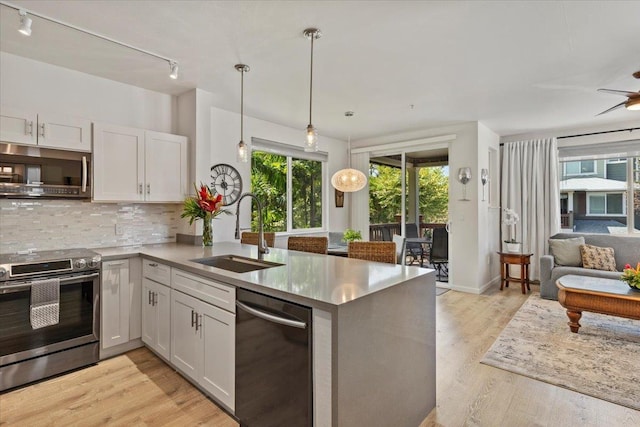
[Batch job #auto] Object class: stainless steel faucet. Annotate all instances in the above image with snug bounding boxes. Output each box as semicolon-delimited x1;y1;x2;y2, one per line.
235;193;269;256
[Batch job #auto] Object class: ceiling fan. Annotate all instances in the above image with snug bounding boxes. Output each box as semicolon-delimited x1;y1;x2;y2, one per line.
596;70;640;115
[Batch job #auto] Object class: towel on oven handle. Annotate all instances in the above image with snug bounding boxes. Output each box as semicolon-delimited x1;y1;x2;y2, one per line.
30;278;60;329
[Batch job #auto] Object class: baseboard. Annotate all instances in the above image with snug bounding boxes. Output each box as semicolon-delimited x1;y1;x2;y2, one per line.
449;275;501;295
100;338;144;360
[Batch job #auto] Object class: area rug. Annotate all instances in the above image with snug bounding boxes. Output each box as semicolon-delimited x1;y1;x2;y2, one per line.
481;293;640;411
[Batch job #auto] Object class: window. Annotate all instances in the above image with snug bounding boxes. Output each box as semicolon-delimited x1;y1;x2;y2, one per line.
250;138;326;232
587;193;625;216
564;160;595;176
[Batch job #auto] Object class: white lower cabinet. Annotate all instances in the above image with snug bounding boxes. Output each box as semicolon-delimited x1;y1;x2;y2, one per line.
170;271;235;411
101;260;131;348
141;278;171;360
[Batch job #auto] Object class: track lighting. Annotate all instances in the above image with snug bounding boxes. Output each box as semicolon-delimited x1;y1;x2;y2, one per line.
18;10;32;36
3;2;178;80
169;61;179;79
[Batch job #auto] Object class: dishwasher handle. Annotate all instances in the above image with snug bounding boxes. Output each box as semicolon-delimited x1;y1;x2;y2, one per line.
236;300;307;329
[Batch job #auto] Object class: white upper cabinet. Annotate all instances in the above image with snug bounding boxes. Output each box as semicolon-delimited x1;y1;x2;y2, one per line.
93;123;187;202
0;106;91;151
144;131;188;202
0;106;37;145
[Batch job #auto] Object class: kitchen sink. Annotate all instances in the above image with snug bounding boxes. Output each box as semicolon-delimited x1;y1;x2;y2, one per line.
190;254;283;273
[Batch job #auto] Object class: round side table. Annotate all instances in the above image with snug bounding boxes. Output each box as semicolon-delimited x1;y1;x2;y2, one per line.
497;251;533;294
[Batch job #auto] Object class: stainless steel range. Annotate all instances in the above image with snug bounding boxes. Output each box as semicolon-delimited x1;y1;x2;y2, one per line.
0;248;101;391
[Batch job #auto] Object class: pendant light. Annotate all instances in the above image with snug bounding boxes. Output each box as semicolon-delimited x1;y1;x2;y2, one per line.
331;111;367;192
235;64;250;163
303;28;321;152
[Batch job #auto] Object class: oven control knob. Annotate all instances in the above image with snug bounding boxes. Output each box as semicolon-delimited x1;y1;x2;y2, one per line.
0;267;6;278
75;259;87;269
88;257;100;268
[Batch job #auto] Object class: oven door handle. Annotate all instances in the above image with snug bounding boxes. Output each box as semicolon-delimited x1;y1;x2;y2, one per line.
0;272;100;293
59;272;100;283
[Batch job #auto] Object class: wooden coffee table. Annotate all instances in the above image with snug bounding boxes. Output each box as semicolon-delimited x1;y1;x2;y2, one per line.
556;275;640;333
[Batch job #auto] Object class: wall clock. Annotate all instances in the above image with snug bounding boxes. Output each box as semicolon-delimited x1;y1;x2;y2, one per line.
210;163;243;206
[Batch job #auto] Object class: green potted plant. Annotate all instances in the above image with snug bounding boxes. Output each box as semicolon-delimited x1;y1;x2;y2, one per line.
343;228;363;243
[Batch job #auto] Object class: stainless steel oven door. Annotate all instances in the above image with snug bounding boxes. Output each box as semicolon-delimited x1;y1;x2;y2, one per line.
0;272;100;367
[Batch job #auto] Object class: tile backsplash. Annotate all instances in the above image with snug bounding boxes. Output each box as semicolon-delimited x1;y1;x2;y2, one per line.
0;199;183;254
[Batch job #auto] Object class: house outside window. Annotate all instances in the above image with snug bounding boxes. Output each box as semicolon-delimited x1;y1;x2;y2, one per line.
586;193;625;216
558;151;639;234
250;138;326;233
564;160;596;176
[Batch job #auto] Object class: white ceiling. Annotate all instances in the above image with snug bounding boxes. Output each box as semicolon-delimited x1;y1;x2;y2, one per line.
1;0;639;141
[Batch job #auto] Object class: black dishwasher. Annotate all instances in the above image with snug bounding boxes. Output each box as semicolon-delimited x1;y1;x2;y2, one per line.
235;288;312;427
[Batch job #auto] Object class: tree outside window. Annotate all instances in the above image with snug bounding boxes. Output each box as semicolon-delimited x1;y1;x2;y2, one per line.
250;151;323;232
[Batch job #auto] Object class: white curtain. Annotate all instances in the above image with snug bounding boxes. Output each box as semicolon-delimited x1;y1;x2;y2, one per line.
350;152;370;240
501;138;560;280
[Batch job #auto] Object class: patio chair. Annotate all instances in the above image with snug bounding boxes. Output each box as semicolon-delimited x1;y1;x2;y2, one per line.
405;223;425;266
430;227;448;281
392;234;406;265
348;241;396;264
241;232;276;247
287;236;328;254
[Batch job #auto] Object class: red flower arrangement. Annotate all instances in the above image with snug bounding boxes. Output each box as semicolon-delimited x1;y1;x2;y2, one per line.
181;183;226;224
181;183;228;246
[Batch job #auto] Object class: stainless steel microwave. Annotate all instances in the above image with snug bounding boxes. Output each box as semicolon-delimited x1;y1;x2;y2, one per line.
0;143;90;199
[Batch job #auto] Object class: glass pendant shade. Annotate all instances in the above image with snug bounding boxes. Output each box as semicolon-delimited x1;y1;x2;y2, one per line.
304;124;318;152
237;140;249;163
331;168;367;192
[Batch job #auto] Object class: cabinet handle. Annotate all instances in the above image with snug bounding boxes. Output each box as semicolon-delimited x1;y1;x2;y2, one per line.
139;183;143;194
153;291;158;306
25;121;33;136
148;290;152;305
191;310;196;328
195;313;202;331
39;123;45;138
146;183;150;195
148;263;158;267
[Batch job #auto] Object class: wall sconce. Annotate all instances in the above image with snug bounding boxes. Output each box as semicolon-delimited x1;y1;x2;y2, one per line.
335;189;344;208
480;168;489;201
457;167;472;201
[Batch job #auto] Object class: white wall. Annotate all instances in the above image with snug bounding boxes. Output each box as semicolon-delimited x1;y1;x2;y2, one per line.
0;52;176;132
477;123;502;289
501;119;640;146
177;90;350;246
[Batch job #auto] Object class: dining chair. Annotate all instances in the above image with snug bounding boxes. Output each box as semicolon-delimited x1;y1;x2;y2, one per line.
392;234;406;265
240;232;276;247
430;227;449;281
287;236;328;254
348;241;396;264
381;226;392;241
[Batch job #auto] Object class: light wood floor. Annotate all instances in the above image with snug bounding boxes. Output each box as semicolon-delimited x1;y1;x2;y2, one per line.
2;285;639;426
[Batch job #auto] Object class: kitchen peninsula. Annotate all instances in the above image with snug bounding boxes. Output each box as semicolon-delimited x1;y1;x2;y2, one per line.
97;241;436;427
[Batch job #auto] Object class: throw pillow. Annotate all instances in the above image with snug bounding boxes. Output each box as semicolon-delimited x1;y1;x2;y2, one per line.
548;237;585;266
579;244;617;272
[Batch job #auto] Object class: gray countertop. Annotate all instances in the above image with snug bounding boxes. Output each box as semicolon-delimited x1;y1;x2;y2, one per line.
95;241;433;309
